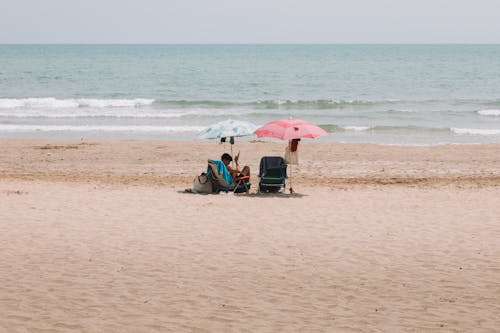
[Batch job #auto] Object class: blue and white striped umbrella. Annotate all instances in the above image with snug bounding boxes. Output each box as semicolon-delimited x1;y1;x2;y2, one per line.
198;119;257;139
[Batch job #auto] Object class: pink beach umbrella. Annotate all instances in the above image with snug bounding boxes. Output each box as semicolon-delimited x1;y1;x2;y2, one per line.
254;118;327;140
254;118;328;193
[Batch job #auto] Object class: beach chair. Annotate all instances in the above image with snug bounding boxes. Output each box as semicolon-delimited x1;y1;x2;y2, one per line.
207;160;251;194
258;156;287;193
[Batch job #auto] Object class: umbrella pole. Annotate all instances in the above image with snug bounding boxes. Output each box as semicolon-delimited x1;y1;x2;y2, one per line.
287;139;295;194
230;142;234;168
222;139;227;154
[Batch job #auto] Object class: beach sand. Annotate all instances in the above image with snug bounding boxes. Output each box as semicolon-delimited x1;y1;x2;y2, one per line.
1;139;500;332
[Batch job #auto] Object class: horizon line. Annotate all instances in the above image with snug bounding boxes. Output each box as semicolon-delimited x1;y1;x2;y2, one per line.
1;42;500;46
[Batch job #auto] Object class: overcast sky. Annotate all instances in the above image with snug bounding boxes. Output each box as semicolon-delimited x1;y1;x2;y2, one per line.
1;0;500;44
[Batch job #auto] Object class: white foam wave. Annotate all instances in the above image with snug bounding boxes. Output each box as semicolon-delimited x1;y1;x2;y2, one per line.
389;109;418;113
0;98;79;109
477;109;500;116
451;128;500;136
0;107;254;119
342;126;372;131
0;98;155;109
78;98;155;108
0;111;189;119
0;124;204;133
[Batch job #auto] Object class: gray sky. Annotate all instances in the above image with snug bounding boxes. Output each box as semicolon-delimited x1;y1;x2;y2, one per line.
2;0;500;44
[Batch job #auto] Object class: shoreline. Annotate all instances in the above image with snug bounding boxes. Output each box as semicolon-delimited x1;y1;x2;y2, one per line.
2;135;500;147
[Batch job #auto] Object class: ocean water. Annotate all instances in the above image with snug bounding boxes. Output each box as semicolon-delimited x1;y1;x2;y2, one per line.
1;44;500;145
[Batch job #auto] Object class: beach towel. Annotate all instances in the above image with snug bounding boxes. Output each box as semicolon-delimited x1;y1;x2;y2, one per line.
207;159;234;185
285;139;299;165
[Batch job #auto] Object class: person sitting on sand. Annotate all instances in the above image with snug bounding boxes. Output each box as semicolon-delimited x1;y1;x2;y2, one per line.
221;153;250;181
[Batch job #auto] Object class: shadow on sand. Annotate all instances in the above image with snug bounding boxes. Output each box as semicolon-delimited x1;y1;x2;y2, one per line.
180;189;306;198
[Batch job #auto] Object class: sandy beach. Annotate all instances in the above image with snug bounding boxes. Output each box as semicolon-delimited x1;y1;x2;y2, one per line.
1;139;500;332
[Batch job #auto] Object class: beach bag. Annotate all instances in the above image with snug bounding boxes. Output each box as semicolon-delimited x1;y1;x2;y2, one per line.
193;173;212;193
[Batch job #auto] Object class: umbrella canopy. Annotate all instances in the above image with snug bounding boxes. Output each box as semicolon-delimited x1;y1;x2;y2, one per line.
254;118;327;140
198;119;257;140
254;118;327;194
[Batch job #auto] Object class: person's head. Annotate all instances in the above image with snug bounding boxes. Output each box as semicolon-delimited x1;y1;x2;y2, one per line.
221;153;232;166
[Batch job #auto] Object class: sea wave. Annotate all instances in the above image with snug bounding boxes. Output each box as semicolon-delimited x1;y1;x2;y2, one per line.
0;98;155;109
324;125;500;136
0;108;261;119
3;97;497;112
0;97;403;110
341;126;373;131
477;109;500;116
451;128;500;136
0;111;181;119
321;124;451;133
156;99;400;110
152;98;500;110
252;99;398;109
0;124;204;132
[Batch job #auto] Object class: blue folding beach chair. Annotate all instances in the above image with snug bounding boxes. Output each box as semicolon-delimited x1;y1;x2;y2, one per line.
207;160;251;194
